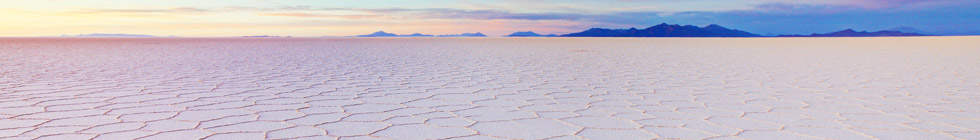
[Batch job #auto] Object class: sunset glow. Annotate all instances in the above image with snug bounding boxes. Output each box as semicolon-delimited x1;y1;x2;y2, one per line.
1;0;978;37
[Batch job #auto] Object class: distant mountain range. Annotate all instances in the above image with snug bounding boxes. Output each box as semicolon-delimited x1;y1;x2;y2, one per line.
437;32;487;37
885;26;980;36
242;35;291;38
777;29;927;37
352;27;933;37
353;27;934;37
356;31;488;37
932;30;980;36
357;31;430;37
562;23;761;37
52;25;963;38
59;33;158;37
885;27;930;34
359;31;397;37
505;31;557;37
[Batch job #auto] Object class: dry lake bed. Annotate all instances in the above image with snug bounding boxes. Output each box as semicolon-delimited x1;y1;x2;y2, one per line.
1;37;979;140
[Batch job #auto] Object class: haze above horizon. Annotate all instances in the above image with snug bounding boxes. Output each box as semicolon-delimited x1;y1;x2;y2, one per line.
1;0;978;37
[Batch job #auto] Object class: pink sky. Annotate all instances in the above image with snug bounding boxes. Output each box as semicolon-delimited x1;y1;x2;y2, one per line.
0;0;976;36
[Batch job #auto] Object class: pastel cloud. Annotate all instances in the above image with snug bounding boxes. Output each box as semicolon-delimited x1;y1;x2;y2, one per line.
255;13;383;19
259;8;589;21
0;0;977;36
67;7;210;14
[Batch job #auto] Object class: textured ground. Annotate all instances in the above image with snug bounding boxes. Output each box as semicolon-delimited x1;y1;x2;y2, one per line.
1;37;979;140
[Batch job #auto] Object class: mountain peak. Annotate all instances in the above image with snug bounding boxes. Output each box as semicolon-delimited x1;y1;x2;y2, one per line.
562;23;760;37
356;31;435;37
506;31;540;37
358;31;398;37
778;29;927;37
703;24;729;30
505;31;557;37
885;26;930;34
652;23;673;28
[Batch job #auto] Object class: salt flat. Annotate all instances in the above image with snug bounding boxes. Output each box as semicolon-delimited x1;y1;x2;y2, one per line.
1;37;979;140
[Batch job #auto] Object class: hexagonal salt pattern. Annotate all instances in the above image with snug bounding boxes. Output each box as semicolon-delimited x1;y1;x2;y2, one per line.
1;37;979;139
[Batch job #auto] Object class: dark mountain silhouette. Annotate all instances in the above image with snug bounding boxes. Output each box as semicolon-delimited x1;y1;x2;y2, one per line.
561;23;760;37
357;31;398;37
401;33;434;37
933;30;980;36
505;31;557;37
356;31;434;37
777;29;927;37
885;27;930;35
701;24;762;37
437;32;487;37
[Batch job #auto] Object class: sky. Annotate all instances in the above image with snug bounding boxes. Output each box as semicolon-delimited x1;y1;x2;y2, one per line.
0;0;978;37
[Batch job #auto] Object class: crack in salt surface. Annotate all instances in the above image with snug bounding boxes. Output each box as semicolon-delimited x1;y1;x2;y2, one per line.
1;37;979;140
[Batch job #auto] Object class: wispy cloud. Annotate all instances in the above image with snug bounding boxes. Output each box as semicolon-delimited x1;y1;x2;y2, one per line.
252;8;593;21
255;13;383;19
68;7;209;14
399;9;586;20
3;0;977;36
221;6;351;12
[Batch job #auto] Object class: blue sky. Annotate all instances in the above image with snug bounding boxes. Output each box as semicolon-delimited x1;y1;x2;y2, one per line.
1;0;977;36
